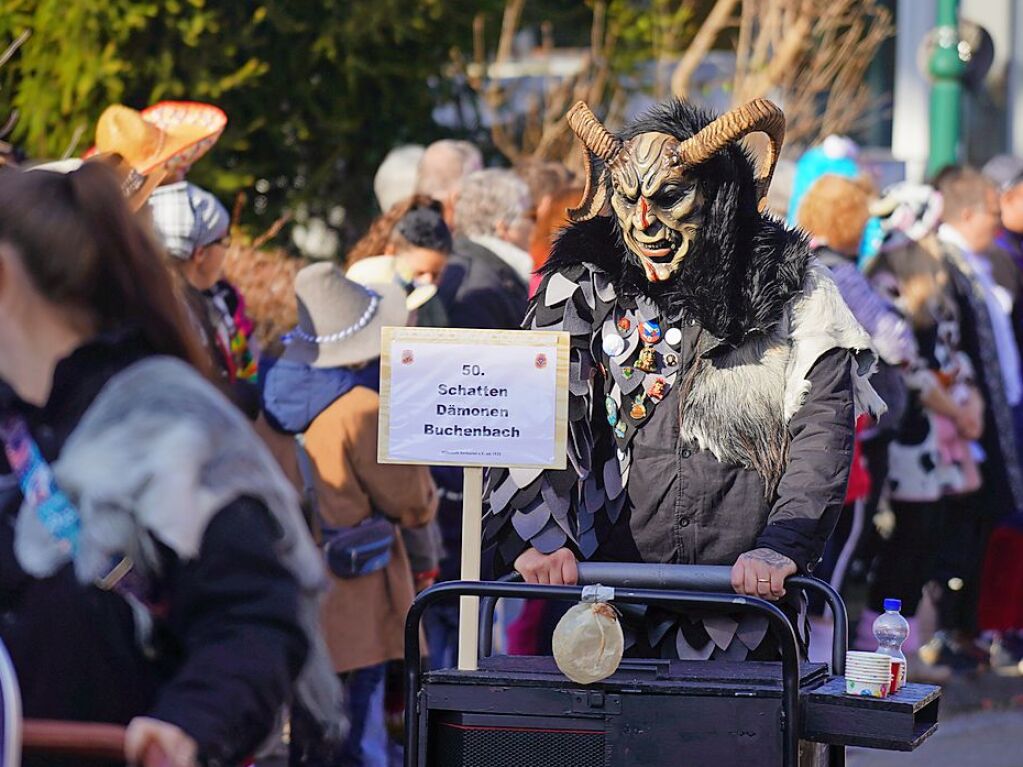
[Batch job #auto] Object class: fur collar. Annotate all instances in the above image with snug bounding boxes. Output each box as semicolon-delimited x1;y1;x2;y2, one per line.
544;214;811;347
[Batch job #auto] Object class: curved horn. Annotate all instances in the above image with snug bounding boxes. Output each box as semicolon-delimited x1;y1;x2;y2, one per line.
566;101;620;222
567;159;610;223
566;101;621;163
677;98;785;204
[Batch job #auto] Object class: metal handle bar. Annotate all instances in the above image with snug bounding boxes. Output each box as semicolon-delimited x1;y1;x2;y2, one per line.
479;563;848;675
404;580;802;767
22;720;126;760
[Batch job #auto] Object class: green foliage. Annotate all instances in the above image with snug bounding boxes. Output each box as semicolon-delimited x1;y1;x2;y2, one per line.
0;0;498;228
0;0;714;230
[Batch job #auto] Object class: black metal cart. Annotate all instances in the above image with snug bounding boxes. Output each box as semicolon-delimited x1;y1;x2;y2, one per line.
404;563;940;767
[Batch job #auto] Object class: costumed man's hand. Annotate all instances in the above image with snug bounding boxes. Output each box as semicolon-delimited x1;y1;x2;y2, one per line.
514;547;579;585
731;548;798;600
125;717;198;767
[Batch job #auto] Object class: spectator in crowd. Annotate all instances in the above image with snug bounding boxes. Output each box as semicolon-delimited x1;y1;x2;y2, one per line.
866;181;986;673
796;175;916;612
147;182;261;410
94;100;260;405
347;201;452;329
935;167;1023;510
984;154;1023;270
978;155;1023;669
260;263;437;766
899;165;1023;671
346;194;437;268
0;162;337;767
515;159;574;205
374;144;425;215
435;168;532;330
415;139;483;229
515;160;574;273
526;184;583;296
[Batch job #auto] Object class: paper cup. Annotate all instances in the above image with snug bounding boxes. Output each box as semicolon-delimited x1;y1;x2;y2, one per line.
846;663;892;676
846;676;890;698
846;653;893;673
846;651;892;665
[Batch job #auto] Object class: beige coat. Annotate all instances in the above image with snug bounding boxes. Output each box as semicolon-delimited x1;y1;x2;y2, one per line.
303;387;437;673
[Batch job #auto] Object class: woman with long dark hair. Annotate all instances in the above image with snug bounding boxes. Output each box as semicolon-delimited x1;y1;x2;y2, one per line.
0;162;338;766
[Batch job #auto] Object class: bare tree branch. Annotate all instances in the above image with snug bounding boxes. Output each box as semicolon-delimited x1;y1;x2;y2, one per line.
671;0;740;98
496;0;526;64
60;124;86;160
0;30;31;70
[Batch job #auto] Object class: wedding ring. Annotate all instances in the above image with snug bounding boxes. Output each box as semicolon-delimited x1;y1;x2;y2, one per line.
757;578;771;583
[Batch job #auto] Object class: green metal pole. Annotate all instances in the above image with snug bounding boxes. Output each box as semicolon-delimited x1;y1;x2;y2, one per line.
927;0;964;178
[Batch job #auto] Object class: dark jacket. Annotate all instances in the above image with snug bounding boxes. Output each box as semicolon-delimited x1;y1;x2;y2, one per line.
486;215;863;578
436;236;529;331
941;242;1023;521
489;338;854;575
0;332;307;767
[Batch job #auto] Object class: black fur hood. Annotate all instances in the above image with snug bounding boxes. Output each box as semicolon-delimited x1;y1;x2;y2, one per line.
544;99;811;346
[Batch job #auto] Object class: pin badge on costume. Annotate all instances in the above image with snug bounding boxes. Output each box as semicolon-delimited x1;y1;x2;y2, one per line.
614;420;627;438
603;334;626;357
639;321;662;345
635;346;658;373
605;396;618;426
630;393;648;420
622;367;634;379
665;327;683;347
647;377;668;402
664;353;679;367
617;317;632;333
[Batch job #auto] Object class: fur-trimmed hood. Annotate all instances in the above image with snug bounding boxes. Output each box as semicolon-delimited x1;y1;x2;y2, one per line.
545;98;811;346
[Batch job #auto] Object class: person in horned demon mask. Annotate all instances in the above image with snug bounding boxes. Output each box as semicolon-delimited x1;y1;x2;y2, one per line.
483;98;885;659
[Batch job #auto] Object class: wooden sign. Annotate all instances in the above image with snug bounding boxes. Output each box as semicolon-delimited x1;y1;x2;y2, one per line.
378;326;570;670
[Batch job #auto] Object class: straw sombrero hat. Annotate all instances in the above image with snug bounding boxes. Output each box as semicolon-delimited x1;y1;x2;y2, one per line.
346;255;438;312
283;262;409;369
27;152;165;211
89;101;227;176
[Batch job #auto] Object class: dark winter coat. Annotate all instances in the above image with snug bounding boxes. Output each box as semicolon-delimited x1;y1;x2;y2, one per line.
941;241;1023;523
260;355;437;673
0;331;307;767
436;236;529;331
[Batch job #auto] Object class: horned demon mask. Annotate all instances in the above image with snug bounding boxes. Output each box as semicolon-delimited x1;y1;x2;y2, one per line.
566;99;786;282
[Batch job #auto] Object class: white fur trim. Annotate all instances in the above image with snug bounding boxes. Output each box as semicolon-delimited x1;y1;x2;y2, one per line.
784;261;887;422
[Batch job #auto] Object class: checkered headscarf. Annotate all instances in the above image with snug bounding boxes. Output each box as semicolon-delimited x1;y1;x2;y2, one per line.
148;181;230;259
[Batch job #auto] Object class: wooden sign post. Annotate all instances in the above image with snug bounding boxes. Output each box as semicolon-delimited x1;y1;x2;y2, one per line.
379;327;570;670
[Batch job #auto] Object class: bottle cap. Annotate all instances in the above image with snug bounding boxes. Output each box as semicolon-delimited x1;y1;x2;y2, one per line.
883;598;902;612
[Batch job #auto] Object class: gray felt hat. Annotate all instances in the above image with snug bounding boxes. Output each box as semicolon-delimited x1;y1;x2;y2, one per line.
282;261;408;368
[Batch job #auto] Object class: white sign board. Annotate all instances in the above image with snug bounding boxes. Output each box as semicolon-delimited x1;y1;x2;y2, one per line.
378;327;569;469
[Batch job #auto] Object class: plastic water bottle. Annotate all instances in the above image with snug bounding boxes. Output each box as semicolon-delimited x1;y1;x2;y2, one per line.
872;598;909;693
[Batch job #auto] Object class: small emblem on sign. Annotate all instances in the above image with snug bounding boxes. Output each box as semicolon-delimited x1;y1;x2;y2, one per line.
535;353;548;369
401;350;414;365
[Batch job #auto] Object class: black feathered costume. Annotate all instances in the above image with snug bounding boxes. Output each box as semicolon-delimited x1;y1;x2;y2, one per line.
483;99;884;659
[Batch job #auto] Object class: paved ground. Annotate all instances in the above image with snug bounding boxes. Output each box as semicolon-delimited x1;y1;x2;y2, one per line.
843;666;1023;767
848;709;1023;767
